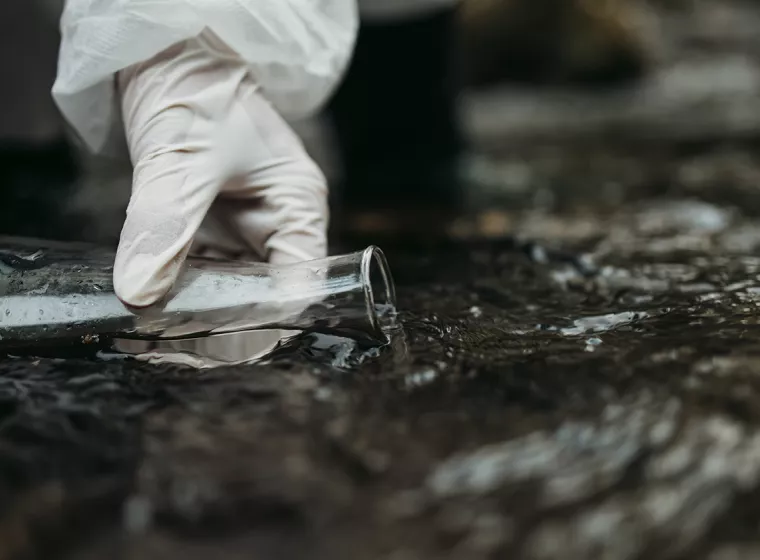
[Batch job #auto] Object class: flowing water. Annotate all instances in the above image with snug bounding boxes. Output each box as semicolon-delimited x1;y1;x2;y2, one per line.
4;192;760;559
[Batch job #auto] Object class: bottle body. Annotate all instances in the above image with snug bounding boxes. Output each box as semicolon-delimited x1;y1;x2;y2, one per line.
0;236;396;348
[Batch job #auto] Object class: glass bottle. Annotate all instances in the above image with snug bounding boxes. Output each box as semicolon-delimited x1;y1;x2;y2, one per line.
0;236;397;350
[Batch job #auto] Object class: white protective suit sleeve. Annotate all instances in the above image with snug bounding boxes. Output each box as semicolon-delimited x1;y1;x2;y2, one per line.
52;0;358;153
358;0;460;22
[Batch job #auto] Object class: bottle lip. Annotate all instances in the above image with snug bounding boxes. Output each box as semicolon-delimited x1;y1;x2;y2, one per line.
361;245;397;338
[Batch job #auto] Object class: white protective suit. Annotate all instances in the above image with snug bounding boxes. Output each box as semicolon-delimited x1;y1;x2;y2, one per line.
52;0;458;154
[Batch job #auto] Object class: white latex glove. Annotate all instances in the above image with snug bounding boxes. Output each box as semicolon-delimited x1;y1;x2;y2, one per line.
114;31;328;308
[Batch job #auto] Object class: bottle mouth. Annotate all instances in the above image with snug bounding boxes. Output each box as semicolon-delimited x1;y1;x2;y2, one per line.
361;246;398;338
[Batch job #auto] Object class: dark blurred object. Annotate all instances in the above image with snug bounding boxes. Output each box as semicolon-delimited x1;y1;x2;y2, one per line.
328;7;465;228
328;1;650;241
0;1;65;143
0;137;87;241
0;0;88;241
461;0;648;88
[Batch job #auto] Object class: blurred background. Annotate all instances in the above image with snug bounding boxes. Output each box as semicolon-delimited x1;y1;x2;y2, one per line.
2;0;759;244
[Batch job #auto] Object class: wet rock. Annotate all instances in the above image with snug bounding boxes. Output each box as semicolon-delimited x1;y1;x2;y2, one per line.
634;200;734;236
427;396;680;505
709;544;760;560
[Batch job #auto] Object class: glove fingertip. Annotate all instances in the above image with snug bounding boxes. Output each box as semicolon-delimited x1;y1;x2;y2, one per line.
113;249;186;309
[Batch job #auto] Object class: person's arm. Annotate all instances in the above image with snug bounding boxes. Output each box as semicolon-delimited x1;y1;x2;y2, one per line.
52;0;357;307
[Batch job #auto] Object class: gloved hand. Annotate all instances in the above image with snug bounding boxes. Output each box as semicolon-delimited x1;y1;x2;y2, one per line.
114;31;328;308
